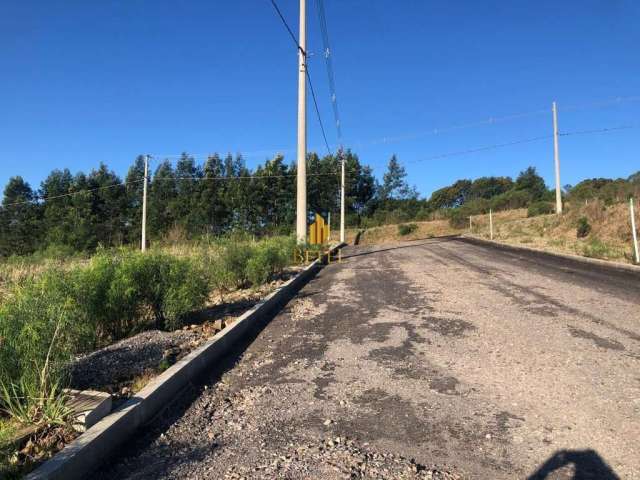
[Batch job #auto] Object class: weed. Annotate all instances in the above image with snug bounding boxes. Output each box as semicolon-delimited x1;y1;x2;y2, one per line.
397;223;418;236
576;216;591;238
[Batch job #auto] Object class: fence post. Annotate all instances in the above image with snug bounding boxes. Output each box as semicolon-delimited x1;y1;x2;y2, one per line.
469;216;472;233
489;209;493;240
630;198;639;264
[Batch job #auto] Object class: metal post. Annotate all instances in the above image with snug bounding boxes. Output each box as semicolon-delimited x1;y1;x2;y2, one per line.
340;149;345;243
489;209;493;240
141;155;149;252
630;198;639;264
552;101;563;214
296;0;307;244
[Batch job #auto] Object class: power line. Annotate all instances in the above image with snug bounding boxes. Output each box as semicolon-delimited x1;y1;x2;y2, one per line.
266;0;332;156
1;171;340;209
2;178;146;208
407;135;553;164
404;123;637;165
154;172;338;181
267;0;304;55
306;71;332;155
560;125;636;137
314;0;342;143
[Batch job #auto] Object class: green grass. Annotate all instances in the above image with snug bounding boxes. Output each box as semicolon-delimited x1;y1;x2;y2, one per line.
582;237;617;259
0;235;296;444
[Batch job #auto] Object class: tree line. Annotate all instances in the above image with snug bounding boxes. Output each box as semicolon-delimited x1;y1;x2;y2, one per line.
2;148;638;257
0;151;382;256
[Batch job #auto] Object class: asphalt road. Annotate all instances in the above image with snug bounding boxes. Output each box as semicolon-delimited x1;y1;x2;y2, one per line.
96;238;640;479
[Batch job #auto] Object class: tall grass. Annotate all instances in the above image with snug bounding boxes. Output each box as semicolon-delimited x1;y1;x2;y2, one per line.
0;235;296;429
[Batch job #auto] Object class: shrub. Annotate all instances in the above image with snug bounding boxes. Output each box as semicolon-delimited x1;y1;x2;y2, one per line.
246;237;294;286
576;216;591;238
397;223;418;236
220;241;254;288
98;250;210;333
448;208;470;229
527;201;555;217
489;190;530;211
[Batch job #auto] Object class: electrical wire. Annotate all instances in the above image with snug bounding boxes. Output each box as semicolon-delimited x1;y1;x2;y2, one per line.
2;178;146;208
154;172;338;181
402;124;637;165
266;0;332;156
560;125;636;137
314;0;342;143
407;135;553;164
267;0;304;55
306;70;332;155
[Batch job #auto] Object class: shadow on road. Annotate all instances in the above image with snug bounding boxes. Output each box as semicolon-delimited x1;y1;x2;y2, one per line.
342;235;460;259
528;449;620;480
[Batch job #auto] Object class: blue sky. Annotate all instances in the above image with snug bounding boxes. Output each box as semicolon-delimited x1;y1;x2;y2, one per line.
1;0;638;198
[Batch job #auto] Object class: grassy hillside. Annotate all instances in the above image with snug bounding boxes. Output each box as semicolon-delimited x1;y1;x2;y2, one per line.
343;220;463;246
342;200;638;266
470;201;637;264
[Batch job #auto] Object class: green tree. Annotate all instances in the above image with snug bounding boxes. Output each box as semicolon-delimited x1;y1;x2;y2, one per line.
514;166;547;201
87;163;127;247
123;156;146;245
40;169;74;247
149;161;178;237
469;176;513;200
201;153;227;235
380;155;417;202
0;177;42;256
173;153;204;235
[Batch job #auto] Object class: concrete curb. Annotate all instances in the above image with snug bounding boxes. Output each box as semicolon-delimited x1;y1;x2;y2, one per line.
26;244;346;480
460;235;640;275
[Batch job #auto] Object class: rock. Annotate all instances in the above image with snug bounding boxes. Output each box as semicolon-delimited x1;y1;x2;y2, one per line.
323;419;332;426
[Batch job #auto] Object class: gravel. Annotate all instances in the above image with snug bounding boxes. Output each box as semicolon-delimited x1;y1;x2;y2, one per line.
69;329;200;392
97;379;461;480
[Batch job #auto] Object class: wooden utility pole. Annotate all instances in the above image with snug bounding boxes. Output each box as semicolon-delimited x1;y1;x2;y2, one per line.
552;102;563;214
296;0;307;243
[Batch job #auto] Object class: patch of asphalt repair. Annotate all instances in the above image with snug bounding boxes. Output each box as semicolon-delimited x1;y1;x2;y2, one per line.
96;238;639;479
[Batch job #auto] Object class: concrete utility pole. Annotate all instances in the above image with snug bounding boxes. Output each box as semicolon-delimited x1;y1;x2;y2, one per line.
296;0;307;244
489;209;493;240
631;198;639;264
552;101;563;214
340;148;345;243
141;154;149;252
